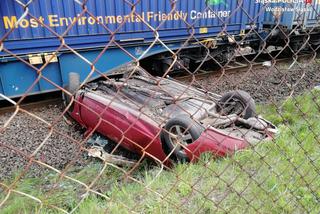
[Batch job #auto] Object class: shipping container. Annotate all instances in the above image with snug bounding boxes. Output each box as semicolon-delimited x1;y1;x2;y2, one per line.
0;0;265;98
263;0;320;30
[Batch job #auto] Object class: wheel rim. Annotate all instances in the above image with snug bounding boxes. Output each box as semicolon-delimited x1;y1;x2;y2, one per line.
168;125;193;152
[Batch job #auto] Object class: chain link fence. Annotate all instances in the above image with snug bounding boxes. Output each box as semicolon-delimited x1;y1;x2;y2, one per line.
0;0;320;213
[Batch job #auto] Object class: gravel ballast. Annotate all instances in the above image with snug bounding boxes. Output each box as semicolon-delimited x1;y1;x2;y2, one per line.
0;104;88;180
187;60;320;103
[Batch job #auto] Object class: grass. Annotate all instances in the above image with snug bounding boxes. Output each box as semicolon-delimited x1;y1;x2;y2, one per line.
1;90;320;213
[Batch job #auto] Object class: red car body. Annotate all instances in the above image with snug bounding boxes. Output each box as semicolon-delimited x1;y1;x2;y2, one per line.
67;69;276;164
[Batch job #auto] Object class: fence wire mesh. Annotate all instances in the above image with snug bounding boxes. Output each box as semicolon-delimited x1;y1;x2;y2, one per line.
0;0;320;213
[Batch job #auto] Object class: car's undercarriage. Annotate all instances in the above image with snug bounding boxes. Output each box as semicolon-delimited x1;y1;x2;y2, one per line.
81;72;276;144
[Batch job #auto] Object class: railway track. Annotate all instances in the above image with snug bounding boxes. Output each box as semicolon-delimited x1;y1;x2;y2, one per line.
0;95;61;115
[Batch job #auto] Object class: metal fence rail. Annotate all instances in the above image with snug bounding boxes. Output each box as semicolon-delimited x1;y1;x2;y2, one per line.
0;0;319;213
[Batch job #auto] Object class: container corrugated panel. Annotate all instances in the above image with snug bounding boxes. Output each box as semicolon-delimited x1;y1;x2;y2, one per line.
0;0;264;56
263;2;295;28
263;1;320;30
292;1;320;28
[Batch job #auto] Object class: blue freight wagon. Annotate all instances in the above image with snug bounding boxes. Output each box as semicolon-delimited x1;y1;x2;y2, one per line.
0;0;265;98
262;0;320;50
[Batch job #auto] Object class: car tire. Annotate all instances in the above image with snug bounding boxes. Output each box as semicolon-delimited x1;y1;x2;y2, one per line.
161;115;204;162
216;90;255;119
62;72;80;111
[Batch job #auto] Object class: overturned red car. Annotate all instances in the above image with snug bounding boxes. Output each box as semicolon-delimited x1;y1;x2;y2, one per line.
64;66;277;164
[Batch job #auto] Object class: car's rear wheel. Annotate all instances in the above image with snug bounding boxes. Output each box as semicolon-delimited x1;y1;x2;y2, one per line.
216;90;255;119
161;115;204;162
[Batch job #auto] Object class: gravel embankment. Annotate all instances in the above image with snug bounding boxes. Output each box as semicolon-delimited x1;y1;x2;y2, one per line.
0;103;88;180
186;61;320;103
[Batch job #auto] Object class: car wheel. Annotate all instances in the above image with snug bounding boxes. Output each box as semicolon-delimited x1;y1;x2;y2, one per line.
216;90;255;119
62;72;80;111
161;115;204;162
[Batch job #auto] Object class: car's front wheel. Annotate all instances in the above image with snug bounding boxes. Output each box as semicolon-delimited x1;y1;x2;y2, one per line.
161;115;204;162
